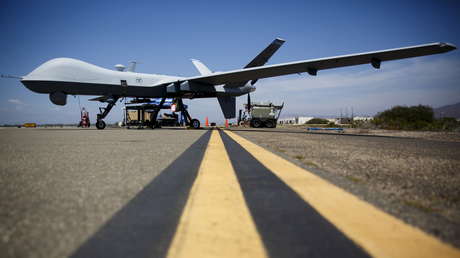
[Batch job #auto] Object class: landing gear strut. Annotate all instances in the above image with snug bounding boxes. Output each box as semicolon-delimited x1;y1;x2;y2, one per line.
96;97;119;130
176;98;200;129
148;97;166;129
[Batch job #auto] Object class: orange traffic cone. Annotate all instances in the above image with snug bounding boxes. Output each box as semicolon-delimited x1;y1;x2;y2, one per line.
205;117;209;127
225;119;229;128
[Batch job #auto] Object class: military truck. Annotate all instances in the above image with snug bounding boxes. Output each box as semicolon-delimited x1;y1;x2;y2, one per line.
238;102;284;128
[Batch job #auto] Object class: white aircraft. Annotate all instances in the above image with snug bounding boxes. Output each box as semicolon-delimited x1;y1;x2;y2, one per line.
17;38;456;129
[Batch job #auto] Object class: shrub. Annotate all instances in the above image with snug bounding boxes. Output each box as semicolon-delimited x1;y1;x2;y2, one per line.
306;118;329;124
326;122;337;127
372;105;459;131
432;117;460;131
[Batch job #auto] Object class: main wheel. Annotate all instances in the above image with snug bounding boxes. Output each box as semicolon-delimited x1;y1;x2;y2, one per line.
147;121;155;129
96;120;106;130
251;119;262;128
265;120;275;128
190;119;200;129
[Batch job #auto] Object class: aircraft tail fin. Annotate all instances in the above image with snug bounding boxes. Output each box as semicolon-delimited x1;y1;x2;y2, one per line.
191;59;212;75
217;96;236;119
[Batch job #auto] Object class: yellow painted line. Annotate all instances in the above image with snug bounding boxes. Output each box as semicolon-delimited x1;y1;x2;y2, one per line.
166;130;267;258
224;130;460;258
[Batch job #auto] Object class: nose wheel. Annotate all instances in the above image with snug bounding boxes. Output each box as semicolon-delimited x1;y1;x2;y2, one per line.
96;97;119;130
96;120;106;130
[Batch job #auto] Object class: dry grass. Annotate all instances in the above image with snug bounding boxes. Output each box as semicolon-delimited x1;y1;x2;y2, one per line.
345;175;364;183
403;199;440;213
294;154;304;160
303;160;319;168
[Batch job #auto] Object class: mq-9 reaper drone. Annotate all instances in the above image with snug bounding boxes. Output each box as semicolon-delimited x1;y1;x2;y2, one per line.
17;38;456;129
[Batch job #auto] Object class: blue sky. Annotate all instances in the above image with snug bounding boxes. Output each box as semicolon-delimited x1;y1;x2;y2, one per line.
1;0;459;124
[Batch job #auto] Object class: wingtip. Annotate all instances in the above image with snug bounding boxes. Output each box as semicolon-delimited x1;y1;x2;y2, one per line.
439;42;457;51
275;37;286;43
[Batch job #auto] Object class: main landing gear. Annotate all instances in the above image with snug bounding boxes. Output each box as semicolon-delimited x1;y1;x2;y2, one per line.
95;96;201;130
96;97;119;130
175;98;200;129
147;97;167;129
141;97;200;129
150;97;200;129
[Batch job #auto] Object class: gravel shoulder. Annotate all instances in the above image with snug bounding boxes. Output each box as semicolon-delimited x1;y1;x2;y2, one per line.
230;127;460;248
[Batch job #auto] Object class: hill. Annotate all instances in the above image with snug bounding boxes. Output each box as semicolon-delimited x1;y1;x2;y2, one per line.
434;102;460;118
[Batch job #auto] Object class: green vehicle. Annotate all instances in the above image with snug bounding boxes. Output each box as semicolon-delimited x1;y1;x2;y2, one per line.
238;102;284;128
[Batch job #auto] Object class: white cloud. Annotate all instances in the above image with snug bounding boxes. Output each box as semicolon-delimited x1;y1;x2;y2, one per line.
8;99;25;105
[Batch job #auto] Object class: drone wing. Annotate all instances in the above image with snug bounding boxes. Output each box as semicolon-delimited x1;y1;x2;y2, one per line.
180;42;455;86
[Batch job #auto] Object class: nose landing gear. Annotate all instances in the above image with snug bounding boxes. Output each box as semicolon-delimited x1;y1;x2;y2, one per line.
96;97;119;130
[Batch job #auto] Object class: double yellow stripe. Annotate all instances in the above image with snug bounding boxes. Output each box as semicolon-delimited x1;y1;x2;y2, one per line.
167;130;267;258
167;129;459;258
224;130;460;258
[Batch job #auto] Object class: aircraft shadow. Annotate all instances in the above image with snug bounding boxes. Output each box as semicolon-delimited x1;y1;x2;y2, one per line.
69;131;211;258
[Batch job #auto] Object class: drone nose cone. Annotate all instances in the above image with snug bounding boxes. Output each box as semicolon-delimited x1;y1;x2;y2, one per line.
20;79;50;94
20;80;35;94
22;58;80;81
21;58;84;94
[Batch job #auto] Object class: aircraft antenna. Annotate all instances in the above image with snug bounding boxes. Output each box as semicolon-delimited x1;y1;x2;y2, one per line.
128;61;141;72
1;74;23;79
114;64;126;72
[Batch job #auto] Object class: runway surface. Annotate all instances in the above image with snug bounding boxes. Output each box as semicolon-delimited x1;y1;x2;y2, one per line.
0;128;459;258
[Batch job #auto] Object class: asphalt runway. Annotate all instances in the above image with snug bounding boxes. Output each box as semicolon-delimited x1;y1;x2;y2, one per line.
0;128;458;258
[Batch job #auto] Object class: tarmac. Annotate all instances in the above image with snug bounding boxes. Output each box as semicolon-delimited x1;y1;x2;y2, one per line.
0;127;459;258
